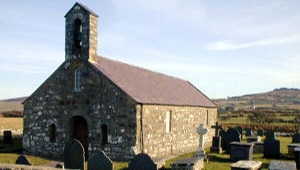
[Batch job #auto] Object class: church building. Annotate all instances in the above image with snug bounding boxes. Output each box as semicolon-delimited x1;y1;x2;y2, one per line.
23;2;217;161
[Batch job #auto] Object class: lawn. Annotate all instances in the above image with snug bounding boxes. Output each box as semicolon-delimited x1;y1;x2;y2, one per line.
0;117;23;132
0;137;294;170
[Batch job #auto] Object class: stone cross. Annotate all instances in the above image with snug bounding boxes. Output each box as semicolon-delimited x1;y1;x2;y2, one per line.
211;122;222;137
195;123;208;157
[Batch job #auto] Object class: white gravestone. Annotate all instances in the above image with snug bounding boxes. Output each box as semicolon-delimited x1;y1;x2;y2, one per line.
194;123;208;157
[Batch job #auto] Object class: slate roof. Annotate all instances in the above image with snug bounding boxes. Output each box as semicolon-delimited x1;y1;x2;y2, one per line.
65;2;99;18
93;57;216;107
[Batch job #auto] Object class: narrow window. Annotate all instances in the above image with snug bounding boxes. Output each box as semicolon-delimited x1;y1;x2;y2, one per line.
206;110;209;126
74;68;81;92
166;111;172;133
74;18;83;48
49;124;56;142
101;124;108;146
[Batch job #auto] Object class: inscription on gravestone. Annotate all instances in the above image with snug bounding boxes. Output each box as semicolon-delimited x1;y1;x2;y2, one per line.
64;139;85;170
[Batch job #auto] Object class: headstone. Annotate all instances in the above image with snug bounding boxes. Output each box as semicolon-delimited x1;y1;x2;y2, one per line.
171;157;204;170
88;150;113;170
64;139;85;170
15;155;31;165
235;126;243;139
257;129;264;137
295;147;300;170
253;142;264;154
194;123;208;157
246;136;262;143
292;133;300;143
288;144;300;156
128;153;157;170
264;140;281;159
265;131;276;141
3;130;13;144
211;122;222;137
269;160;296;170
210;136;222;153
245;128;253;137
231;160;262;170
210;122;223;153
221;128;241;152
230;142;254;162
55;164;64;169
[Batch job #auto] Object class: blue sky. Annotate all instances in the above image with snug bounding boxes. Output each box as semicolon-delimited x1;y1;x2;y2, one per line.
0;0;299;100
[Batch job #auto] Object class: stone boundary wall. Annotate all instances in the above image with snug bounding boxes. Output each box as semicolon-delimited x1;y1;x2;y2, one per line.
0;164;59;170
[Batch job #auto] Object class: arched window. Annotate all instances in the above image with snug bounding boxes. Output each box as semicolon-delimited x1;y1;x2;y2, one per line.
49;124;56;142
74;68;81;92
101;124;108;146
74;18;82;48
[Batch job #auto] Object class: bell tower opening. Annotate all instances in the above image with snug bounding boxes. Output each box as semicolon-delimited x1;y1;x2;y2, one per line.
64;2;98;63
73;18;83;57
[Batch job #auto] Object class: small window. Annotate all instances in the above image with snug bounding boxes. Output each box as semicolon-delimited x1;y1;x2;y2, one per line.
101;124;108;146
74;68;81;92
166;111;172;133
49;124;56;142
206;110;209;126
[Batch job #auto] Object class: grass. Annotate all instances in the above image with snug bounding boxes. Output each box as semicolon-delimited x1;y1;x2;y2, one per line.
0;137;294;169
0;117;23;131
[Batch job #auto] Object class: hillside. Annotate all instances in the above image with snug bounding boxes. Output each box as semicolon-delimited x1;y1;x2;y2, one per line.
214;88;300;111
0;97;25;114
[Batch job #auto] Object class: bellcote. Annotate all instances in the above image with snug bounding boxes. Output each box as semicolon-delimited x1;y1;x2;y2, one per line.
65;2;98;63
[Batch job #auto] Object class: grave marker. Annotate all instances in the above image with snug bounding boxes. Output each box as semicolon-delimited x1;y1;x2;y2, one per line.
63;139;85;170
257;129;264;137
3;130;13;144
88;150;113;170
195;123;208;157
264;131;280;159
221;128;241;152
128;153;157;170
15;155;31;166
245;128;253;137
235;126;243;139
230;142;254;161
210;122;222;153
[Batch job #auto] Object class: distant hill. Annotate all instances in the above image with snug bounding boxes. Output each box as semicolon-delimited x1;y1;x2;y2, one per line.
0;97;26;113
214;88;300;111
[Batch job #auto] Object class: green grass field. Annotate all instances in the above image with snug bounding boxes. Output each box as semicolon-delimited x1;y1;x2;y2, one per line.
0;137;294;170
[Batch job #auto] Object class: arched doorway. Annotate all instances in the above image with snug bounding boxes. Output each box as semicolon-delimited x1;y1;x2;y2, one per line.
69;116;88;159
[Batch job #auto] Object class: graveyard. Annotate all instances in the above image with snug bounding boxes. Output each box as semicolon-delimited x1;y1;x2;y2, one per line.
1;123;300;169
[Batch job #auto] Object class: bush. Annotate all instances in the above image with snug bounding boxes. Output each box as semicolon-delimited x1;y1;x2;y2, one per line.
1;111;23;117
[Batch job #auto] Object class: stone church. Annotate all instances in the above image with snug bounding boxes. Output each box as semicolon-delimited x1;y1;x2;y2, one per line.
23;2;217;161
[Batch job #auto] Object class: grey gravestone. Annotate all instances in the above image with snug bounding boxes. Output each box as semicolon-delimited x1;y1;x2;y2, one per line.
257;129;264;137
88;150;113;170
221;128;241;152
245;128;253;137
64;139;85;170
3;130;13;144
235;126;243;139
230;142;254;162
128;153;157;170
292;133;300;143
231;160;262;170
171;157;204;170
15;155;31;165
269;160;296;170
211;136;222;153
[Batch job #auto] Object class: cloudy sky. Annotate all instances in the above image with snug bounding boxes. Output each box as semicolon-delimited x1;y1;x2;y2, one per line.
0;0;299;100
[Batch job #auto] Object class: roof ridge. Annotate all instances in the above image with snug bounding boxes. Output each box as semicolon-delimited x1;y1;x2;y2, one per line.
65;2;98;18
96;55;188;83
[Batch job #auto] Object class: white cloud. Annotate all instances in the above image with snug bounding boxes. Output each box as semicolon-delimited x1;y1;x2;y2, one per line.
206;34;300;50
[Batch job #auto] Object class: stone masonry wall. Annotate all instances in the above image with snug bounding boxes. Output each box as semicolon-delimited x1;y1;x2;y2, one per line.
23;59;137;161
139;104;217;159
